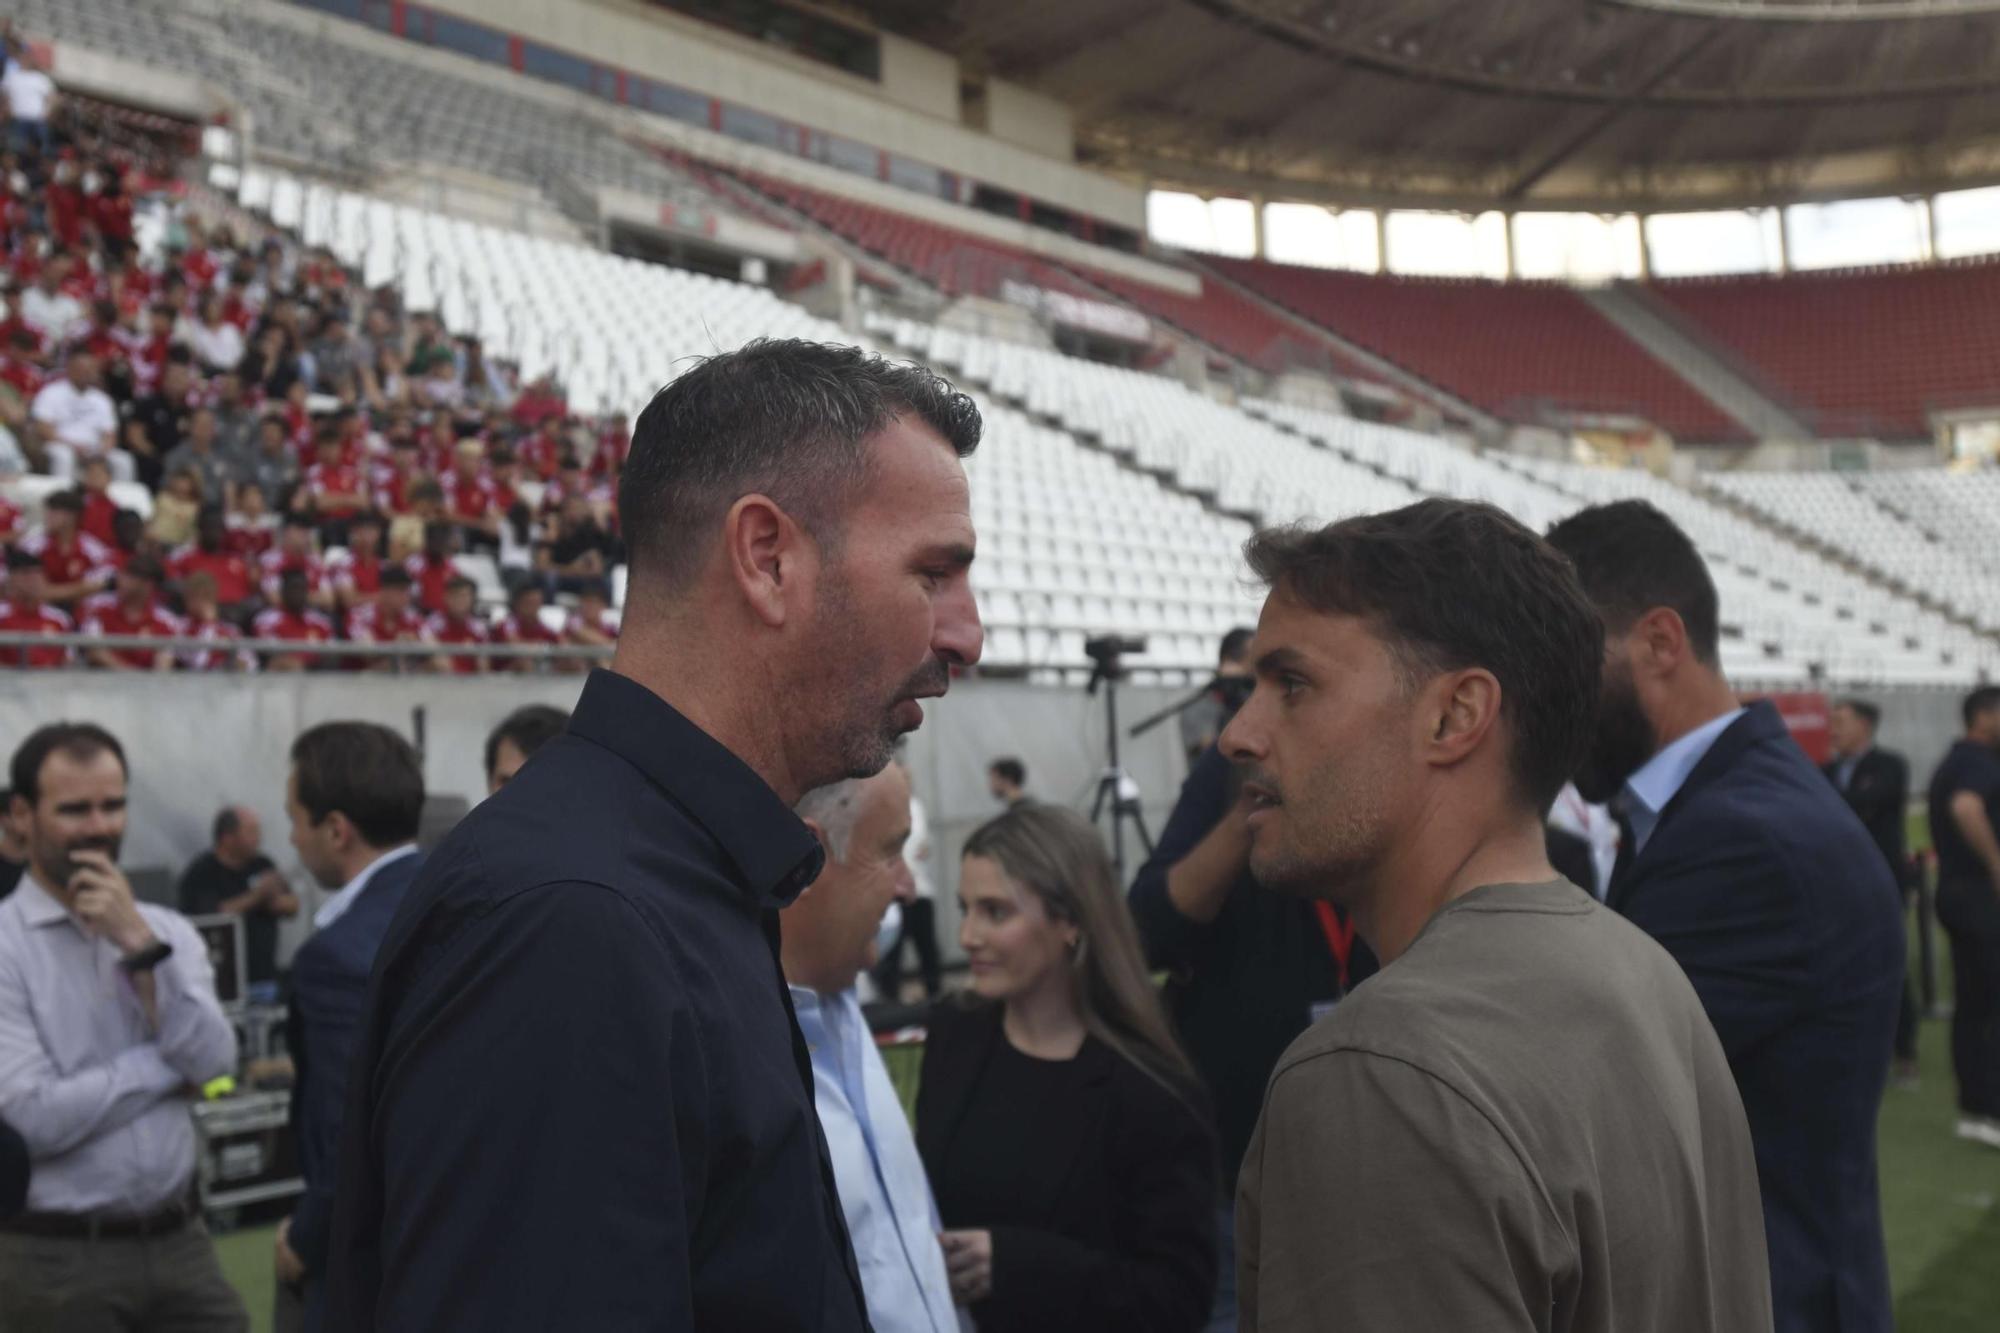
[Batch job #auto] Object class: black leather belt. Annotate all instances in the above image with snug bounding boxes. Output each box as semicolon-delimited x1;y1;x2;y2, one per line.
2;1200;192;1240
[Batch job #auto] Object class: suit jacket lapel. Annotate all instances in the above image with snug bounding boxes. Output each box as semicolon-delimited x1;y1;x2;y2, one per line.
1613;702;1784;905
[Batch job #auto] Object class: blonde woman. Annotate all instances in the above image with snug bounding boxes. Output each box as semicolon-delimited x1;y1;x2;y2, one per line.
916;804;1217;1332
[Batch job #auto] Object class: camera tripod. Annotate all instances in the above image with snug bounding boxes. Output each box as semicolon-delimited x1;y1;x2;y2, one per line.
1087;655;1153;884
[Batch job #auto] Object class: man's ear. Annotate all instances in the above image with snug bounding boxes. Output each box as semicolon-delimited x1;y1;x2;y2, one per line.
722;493;806;629
1425;668;1502;771
1630;606;1691;679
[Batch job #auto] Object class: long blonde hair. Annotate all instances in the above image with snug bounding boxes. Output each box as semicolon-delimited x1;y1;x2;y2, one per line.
961;804;1199;1101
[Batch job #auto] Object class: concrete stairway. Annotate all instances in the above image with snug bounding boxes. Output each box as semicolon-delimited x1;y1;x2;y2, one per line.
1580;284;1812;443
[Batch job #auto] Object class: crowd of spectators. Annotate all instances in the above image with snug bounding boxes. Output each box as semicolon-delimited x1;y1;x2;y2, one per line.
0;75;627;673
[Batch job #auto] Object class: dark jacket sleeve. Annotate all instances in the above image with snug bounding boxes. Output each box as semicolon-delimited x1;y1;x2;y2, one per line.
986;1071;1219;1333
336;883;707;1332
0;1116;26;1218
1620;821;1809;1062
1128;747;1233;973
286;946;369;1275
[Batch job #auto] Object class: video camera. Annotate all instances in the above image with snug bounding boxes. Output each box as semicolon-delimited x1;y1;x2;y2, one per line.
1084;634;1147;691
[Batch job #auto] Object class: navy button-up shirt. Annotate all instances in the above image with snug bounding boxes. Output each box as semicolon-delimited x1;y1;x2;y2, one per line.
324;670;870;1331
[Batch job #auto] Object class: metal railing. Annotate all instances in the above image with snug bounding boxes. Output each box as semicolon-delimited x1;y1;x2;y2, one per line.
0;631;616;670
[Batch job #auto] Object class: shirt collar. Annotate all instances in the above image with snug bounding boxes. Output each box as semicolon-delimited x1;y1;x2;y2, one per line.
313;843;419;929
568;669;823;910
1624;706;1747;824
13;872;74;930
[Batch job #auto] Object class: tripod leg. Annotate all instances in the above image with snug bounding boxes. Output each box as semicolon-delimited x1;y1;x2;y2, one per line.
1129;804;1155;858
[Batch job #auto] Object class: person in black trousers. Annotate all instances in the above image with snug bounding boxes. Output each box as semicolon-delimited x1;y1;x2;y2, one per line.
918;805;1216;1333
0;1117;25;1219
1824;697;1918;1080
1928;686;2000;1147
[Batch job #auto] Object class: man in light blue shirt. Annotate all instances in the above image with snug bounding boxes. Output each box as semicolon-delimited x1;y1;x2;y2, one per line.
1618;705;1745;854
790;764;966;1333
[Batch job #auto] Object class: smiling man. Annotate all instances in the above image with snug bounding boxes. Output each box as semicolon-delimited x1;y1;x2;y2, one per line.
1222;500;1770;1333
324;339;983;1332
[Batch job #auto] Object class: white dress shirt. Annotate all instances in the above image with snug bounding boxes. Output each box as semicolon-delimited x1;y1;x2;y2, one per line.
30;378;117;453
313;844;420;930
792;985;967;1333
0;874;237;1214
1622;708;1747;854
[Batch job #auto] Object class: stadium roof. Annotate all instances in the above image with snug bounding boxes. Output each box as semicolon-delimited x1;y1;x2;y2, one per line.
855;0;2000;212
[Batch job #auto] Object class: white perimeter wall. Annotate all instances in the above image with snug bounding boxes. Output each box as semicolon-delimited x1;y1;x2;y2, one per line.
4;673;1194;968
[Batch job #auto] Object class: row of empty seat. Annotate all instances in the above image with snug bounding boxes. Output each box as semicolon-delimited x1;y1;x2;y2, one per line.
867;310;1997;686
1656;262;2000;440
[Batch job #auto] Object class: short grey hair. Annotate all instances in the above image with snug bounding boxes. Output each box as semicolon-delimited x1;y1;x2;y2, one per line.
796;779;866;862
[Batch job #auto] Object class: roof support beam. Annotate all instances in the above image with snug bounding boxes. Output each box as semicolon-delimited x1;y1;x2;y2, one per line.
1500;26;1726;201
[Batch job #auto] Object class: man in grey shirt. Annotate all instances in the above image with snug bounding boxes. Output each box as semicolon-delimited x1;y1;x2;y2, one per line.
0;723;246;1331
1221;500;1770;1333
160;406;242;508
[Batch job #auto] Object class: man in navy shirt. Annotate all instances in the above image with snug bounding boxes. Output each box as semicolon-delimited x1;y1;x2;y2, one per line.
324;339;985;1331
1928;685;2000;1146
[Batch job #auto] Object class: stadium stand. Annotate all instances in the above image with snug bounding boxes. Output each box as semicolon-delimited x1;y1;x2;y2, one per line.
1204;256;1751;443
8;0;718;214
1652;261;2000;441
7;0;2000;694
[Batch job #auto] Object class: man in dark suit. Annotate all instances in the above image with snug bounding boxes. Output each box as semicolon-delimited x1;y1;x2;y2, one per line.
1548;501;1901;1333
1825;698;1918;1081
273;722;426;1333
323;340;985;1331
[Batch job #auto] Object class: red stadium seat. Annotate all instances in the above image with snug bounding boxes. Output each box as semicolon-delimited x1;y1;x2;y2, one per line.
1207;256;1749;443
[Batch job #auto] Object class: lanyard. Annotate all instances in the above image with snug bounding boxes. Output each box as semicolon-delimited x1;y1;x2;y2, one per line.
1313;901;1355;991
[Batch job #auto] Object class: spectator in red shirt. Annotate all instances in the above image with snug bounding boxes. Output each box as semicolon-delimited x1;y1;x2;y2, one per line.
495;583;559;674
298;426;370;542
419;413;458;478
0;327;44;409
403;520;457;615
486;445;523;516
258;514;334;612
77;455;121;546
174;571;252;672
511;374;566;431
0;551;74;667
442;439;500;552
345;566;429;673
21;490;114;609
590;413;629;483
0;492;22;551
372;434;426;517
331;512;388;614
515;415;563;482
424;574;488;676
227;484;279;562
81;555;178;671
253;568;334;673
170;506;257;611
127;303;176;397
